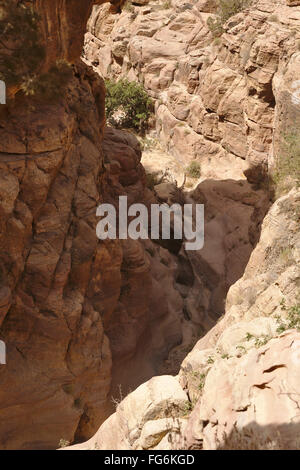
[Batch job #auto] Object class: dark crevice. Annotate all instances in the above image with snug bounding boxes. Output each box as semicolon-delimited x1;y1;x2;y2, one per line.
263;364;286;374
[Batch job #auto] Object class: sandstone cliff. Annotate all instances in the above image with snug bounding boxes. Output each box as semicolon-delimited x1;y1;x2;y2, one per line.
64;0;300;450
85;0;300;183
0;0;299;451
0;0;185;449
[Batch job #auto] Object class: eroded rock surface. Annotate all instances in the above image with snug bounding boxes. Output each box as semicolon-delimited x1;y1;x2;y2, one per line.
1;0;299;451
85;0;300;182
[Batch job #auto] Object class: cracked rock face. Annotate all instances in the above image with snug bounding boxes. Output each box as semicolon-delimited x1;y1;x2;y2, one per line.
0;60;115;449
85;0;300;183
0;62;117;450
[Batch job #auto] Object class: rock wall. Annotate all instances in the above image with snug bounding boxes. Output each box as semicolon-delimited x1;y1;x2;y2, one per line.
1;0;299;451
65;0;300;451
34;0;127;69
0;0;184;449
0;62;115;450
85;0;300;183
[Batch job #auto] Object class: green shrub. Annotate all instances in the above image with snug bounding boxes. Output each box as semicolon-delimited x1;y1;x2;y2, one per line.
207;16;224;38
105;78;153;132
186;161;201;179
182;400;194;416
198;372;208;391
273;130;300;195
0;0;45;86
207;0;251;37
218;0;251;22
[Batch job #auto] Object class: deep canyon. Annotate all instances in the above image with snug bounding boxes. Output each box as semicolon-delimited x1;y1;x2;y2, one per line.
0;0;299;450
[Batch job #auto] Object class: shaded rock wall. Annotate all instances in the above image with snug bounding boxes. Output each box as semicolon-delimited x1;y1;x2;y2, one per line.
0;60;115;450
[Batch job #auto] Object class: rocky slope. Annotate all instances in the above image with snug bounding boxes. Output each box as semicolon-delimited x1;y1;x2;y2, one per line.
0;0;186;450
68;187;300;450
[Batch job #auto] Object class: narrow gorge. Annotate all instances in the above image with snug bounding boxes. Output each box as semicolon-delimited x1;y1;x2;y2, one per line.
0;0;299;451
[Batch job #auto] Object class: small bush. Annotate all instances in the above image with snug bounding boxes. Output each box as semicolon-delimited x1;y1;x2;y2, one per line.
123;1;134;13
105;78;153;132
0;0;45;86
218;0;251;22
207;16;224;38
213;37;222;46
182;400;194;416
198;372;207;391
276;301;300;334
163;0;172;8
186;161;201;179
207;0;251;37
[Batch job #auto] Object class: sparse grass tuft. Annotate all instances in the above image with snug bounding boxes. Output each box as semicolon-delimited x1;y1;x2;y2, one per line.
276;300;300;334
140;136;158;151
58;439;70;448
186;161;201;179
